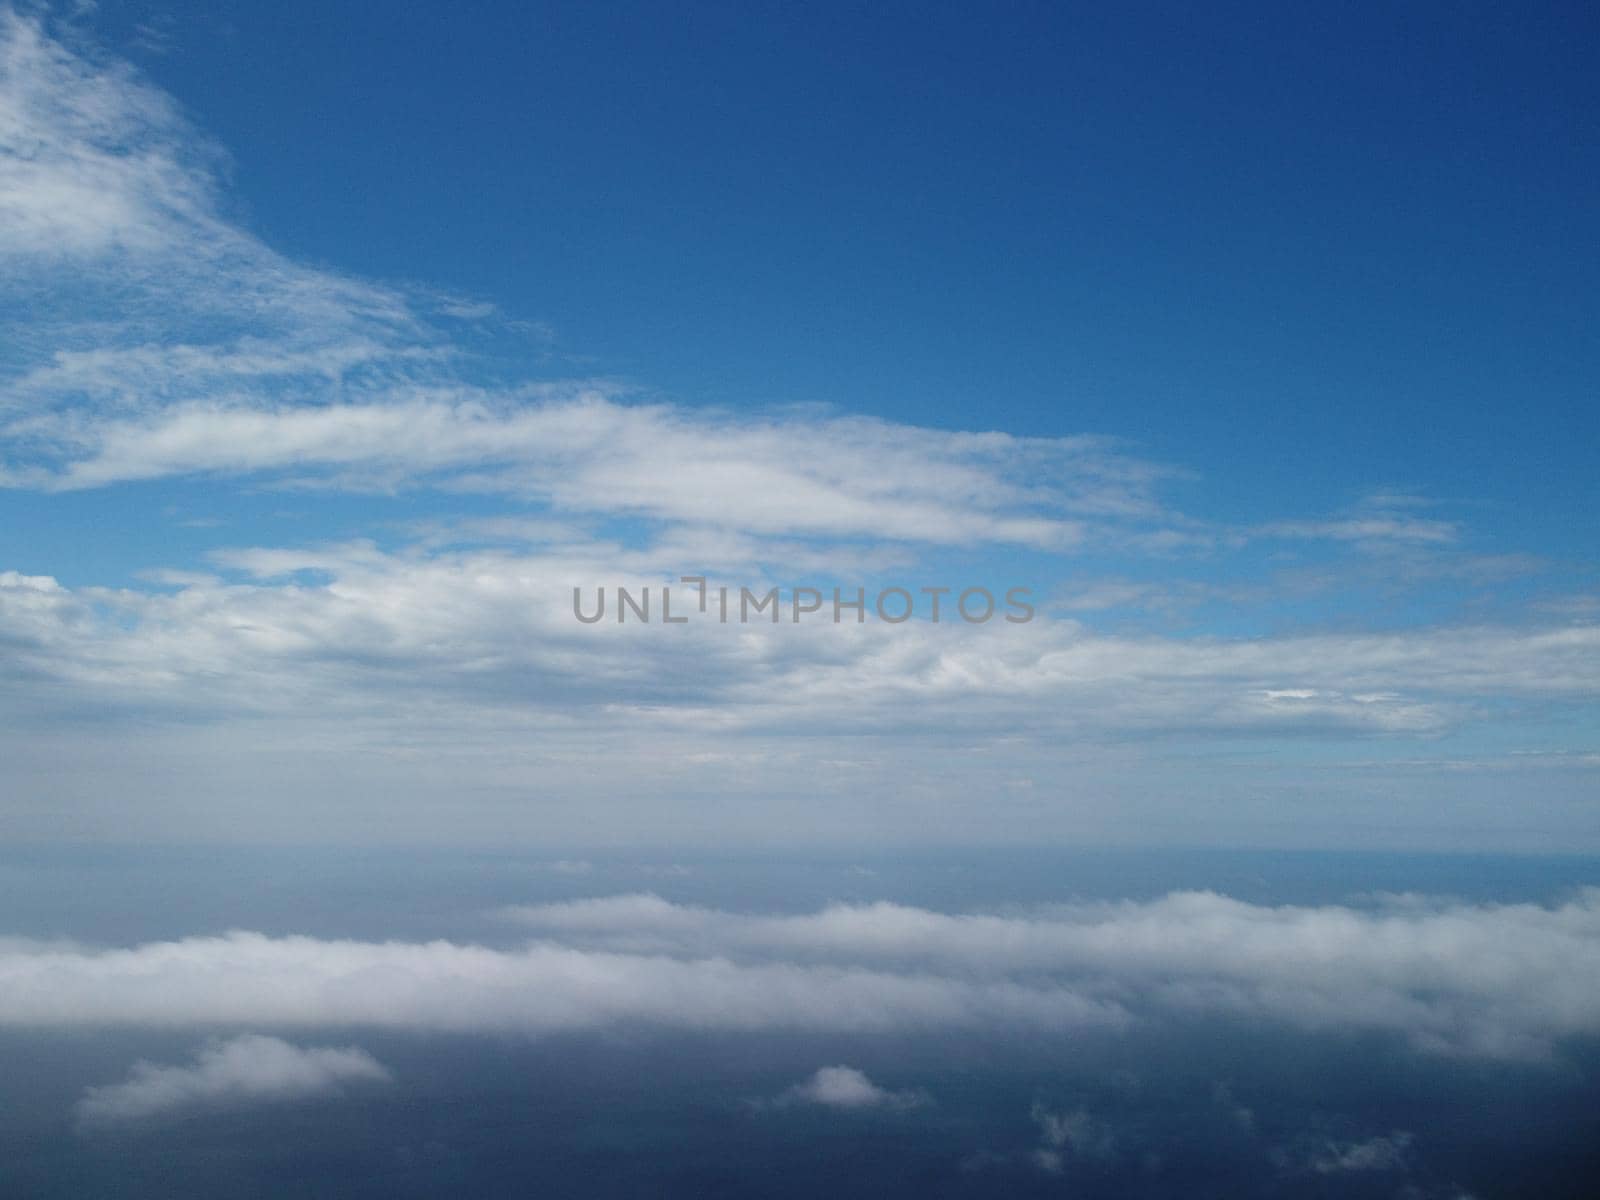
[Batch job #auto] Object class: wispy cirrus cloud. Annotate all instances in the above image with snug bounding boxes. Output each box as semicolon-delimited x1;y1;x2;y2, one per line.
1;7;212;260
1;14;1172;547
1;10;1486;561
0;8;417;353
1258;516;1459;546
20;391;1161;549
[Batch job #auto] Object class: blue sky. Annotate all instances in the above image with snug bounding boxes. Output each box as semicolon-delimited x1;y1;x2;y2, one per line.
3;13;1600;1192
0;2;1596;849
80;0;1599;528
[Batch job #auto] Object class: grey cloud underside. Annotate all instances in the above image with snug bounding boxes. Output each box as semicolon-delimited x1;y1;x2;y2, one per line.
6;890;1600;1059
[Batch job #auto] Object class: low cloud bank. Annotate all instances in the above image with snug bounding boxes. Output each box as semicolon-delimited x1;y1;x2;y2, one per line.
0;933;1125;1037
5;889;1600;1058
499;888;1600;1057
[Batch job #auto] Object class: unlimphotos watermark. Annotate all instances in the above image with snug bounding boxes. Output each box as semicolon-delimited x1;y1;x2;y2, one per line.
573;578;1034;625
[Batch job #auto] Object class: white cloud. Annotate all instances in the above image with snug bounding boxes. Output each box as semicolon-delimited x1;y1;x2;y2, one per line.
498;889;1600;1058
773;1066;927;1110
2;890;1599;1058
0;541;1595;849
0;928;1128;1037
1;534;1594;848
0;8;411;338
0;9;440;478
0;9;206;259
75;1033;391;1126
0;551;1593;742
23;393;1151;549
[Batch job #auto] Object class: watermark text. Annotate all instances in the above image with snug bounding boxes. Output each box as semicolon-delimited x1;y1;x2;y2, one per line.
573;578;1034;624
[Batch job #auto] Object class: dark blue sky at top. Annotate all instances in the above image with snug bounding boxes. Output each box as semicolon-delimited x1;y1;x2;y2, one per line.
74;0;1599;551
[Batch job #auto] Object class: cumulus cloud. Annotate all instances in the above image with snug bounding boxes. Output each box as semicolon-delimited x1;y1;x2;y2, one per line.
2;890;1599;1058
75;1034;391;1126
772;1066;927;1110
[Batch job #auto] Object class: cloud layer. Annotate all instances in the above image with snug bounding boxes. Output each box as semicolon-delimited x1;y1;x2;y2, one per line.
4;890;1599;1059
484;887;1600;1058
3;552;1594;738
